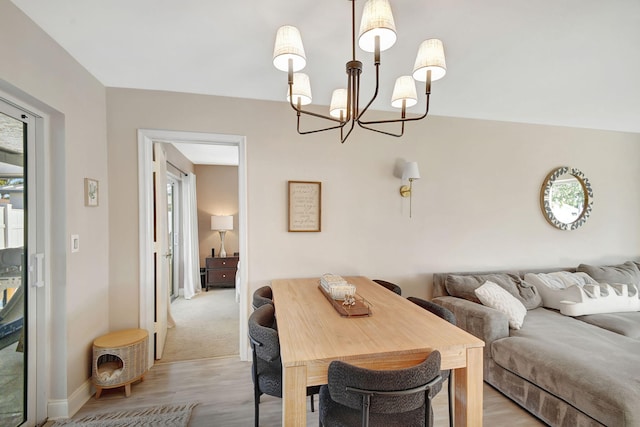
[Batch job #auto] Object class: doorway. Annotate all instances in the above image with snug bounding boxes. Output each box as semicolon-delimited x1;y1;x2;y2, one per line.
137;129;249;368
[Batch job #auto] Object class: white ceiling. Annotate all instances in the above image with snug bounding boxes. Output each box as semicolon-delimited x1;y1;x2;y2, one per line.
10;0;640;134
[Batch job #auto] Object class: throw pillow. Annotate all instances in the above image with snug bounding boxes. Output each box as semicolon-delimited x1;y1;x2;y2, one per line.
445;273;542;310
474;281;527;329
577;261;640;286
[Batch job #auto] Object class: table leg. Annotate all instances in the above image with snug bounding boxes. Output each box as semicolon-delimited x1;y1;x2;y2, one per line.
282;364;307;427
454;346;483;426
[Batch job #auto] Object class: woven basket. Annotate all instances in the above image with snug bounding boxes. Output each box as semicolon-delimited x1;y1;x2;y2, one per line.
92;330;148;388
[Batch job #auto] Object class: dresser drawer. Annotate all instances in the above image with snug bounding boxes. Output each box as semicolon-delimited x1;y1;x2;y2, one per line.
207;268;235;282
206;257;239;269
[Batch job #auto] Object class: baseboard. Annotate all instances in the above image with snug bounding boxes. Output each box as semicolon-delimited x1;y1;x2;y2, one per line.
48;379;93;420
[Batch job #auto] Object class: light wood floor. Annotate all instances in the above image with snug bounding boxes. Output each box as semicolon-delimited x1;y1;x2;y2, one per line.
53;356;545;426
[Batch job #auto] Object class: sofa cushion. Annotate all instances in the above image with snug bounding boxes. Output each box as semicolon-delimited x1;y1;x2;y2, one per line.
445;273;542;310
575;311;640;339
474;281;527;329
577;261;640;286
491;308;640;427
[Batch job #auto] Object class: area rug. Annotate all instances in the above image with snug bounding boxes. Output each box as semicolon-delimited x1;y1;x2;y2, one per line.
50;403;198;427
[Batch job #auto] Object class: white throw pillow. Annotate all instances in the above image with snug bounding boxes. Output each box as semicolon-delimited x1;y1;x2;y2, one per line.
475;280;527;329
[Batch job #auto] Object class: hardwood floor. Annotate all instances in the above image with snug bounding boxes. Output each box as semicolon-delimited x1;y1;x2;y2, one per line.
53;356;545;426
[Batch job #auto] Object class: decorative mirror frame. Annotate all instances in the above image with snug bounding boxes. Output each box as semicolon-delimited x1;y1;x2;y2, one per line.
540;166;593;230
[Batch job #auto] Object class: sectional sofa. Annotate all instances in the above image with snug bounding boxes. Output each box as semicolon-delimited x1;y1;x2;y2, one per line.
432;261;640;427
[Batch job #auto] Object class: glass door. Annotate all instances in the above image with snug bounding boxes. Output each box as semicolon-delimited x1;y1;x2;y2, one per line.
0;102;28;427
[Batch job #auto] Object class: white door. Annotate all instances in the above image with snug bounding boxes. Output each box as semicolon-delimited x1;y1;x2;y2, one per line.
0;98;42;426
153;143;170;359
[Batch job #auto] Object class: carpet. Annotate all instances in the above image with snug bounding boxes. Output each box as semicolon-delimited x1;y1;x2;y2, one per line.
159;288;239;363
50;403;197;427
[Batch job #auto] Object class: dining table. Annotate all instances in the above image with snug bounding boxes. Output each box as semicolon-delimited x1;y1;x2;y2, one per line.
271;275;485;426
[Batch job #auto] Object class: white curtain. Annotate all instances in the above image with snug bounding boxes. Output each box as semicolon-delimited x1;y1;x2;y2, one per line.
182;173;201;300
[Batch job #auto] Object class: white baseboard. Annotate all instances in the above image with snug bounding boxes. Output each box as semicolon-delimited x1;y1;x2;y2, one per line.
48;379;93;420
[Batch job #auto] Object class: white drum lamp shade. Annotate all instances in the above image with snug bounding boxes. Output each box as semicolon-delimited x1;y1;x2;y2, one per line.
329;88;348;118
391;76;418;109
358;0;397;52
273;25;307;72
286;73;313;106
413;38;447;82
211;215;233;231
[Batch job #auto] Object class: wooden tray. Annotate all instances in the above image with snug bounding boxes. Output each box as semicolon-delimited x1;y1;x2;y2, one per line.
318;285;371;317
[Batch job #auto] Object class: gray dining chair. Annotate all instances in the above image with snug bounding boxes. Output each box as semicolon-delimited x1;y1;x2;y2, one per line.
252;285;273;310
319;350;443;427
248;303;319;427
407;297;456;427
372;279;402;296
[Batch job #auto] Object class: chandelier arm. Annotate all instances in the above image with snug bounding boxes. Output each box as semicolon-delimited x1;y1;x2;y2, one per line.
358;83;432;126
355;62;381;123
357;121;404;138
340;119;358;144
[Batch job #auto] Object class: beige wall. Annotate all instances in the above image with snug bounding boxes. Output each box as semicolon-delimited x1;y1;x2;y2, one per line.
0;1;109;408
107;87;640;329
195;165;239;265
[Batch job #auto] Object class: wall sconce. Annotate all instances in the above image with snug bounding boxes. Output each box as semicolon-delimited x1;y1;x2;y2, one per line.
211;215;233;258
399;161;420;217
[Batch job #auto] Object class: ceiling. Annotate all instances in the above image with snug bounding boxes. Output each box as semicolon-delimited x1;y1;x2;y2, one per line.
10;0;640;135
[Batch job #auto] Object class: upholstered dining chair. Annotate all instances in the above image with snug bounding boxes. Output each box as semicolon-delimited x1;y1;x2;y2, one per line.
407;297;456;427
252;285;273;310
372;279;402;296
248;303;320;427
319;350;443;427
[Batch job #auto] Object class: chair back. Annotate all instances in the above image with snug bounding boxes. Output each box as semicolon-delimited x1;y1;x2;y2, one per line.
327;350;441;415
248;303;280;363
252;286;274;310
407;297;456;325
372;279;402;296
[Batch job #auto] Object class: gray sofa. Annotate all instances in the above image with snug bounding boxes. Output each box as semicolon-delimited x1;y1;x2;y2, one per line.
432;262;640;427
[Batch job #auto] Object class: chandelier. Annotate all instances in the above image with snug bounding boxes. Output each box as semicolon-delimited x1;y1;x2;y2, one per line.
272;0;447;144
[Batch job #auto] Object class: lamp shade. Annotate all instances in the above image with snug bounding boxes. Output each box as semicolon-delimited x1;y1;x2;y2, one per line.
329;88;348;118
402;161;421;180
273;25;307;72
391;76;418;108
286;73;312;105
412;39;447;82
358;0;397;53
211;215;233;231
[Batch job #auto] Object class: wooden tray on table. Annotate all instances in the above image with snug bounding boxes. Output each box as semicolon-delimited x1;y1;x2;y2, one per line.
318;285;371;317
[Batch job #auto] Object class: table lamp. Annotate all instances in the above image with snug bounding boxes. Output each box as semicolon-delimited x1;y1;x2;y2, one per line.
211;215;233;258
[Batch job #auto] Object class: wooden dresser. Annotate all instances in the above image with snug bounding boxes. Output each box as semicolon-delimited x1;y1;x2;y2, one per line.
204;256;239;290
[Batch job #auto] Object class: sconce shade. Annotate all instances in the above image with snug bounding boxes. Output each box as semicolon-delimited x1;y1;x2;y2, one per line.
358;0;397;53
211;215;233;231
273;25;307;72
391;76;418;108
329;88;348;118
402;161;421;180
287;73;312;105
412;39;447;82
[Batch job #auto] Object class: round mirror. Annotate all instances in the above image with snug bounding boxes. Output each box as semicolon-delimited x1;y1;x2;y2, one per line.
540;167;593;230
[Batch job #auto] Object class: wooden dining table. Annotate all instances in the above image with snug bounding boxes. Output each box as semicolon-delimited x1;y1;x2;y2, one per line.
271;276;485;426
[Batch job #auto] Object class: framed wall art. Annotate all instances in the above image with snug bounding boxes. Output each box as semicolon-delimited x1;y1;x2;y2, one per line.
84;178;99;207
288;180;321;232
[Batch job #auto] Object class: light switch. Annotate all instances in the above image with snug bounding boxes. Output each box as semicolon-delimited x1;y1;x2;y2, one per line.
71;234;80;253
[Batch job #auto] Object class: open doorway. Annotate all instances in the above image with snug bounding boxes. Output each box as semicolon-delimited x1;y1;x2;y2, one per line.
137;129;249;369
161;146;241;362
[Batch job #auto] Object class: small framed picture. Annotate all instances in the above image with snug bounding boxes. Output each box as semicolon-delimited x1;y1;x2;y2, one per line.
84;178;99;207
288;180;321;232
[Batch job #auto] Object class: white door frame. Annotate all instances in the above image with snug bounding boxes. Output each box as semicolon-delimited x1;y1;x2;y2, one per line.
137;129;249;367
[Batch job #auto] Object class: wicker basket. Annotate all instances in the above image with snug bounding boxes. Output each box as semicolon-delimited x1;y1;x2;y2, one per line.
92;328;148;398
